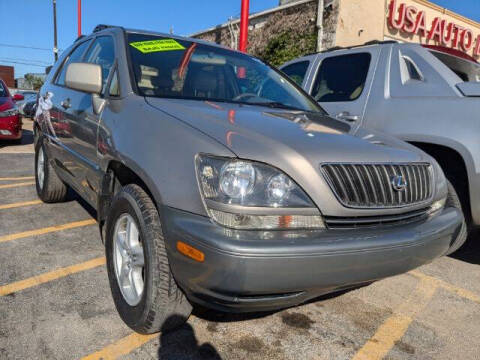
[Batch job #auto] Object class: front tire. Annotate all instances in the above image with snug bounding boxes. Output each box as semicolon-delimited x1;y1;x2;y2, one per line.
35;139;67;203
105;184;192;334
445;180;468;255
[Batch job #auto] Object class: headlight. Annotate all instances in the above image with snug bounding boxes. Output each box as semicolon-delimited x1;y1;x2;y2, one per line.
0;108;19;117
195;154;324;230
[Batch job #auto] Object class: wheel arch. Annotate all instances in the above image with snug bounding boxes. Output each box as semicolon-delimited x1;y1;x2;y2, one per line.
408;140;472;222
97;159;163;242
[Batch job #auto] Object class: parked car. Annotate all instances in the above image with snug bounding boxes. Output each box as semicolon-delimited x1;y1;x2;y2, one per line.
15;90;38;116
0;79;23;142
22;99;37;119
281;41;480;250
34;26;462;334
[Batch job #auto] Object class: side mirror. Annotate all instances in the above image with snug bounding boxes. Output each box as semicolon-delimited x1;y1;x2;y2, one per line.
65;62;102;94
12;93;24;101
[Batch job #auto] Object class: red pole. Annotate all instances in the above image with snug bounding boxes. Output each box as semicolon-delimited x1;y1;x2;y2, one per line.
239;0;250;52
77;0;82;37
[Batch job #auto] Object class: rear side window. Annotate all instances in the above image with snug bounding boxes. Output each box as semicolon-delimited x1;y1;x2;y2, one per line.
312;53;371;102
84;36;116;93
281;61;310;86
55;40;92;86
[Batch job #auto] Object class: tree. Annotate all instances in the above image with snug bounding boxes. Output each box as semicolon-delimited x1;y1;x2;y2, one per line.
24;74;45;90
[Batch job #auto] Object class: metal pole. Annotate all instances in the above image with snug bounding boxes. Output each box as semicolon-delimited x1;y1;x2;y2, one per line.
78;0;82;37
53;0;58;62
239;0;250;52
316;0;324;52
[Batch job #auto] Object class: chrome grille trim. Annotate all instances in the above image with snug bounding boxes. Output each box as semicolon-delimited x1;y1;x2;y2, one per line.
324;207;430;229
321;163;434;209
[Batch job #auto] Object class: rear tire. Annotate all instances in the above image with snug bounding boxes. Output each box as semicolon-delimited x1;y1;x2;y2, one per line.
35;139;67;203
105;184;192;334
445;180;468;255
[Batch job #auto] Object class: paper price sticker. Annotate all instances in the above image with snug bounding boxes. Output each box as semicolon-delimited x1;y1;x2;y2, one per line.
130;39;185;53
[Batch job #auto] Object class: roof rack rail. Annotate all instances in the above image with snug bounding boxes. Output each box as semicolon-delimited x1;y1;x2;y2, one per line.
93;24;122;33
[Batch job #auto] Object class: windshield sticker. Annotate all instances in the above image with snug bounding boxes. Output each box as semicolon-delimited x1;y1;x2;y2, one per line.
129;39;185;53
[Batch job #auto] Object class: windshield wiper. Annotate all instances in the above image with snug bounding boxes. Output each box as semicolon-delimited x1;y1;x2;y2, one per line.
245;101;304;111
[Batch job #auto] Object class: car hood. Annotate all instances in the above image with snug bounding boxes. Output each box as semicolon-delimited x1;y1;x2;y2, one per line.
146;98;426;164
146;98;433;217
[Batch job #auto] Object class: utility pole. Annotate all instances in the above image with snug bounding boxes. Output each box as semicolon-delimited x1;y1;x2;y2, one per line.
316;0;324;52
78;0;82;37
52;0;58;62
239;0;250;52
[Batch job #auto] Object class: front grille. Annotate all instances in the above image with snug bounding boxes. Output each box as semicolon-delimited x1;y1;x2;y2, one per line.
324;207;430;229
321;163;433;208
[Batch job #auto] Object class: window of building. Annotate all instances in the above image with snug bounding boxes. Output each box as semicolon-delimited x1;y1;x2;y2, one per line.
281;61;310;86
311;53;371;102
55;40;92;86
84;36;116;93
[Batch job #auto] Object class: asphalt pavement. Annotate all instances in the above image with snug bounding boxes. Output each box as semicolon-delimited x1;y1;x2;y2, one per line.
0;122;479;360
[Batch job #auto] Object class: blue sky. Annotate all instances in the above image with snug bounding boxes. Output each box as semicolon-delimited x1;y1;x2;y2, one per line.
0;0;479;78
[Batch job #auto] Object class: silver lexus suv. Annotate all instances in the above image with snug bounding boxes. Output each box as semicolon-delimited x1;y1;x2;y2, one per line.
34;25;462;334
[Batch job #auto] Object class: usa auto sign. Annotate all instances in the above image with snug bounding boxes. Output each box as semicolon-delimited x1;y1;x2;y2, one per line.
388;0;480;58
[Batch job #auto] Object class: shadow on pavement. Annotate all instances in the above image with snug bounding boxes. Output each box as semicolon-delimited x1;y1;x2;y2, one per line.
450;228;480;265
158;315;222;360
0;129;34;149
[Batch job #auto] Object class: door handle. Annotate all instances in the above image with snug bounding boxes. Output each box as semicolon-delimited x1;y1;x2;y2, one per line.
61;98;71;109
336;111;359;122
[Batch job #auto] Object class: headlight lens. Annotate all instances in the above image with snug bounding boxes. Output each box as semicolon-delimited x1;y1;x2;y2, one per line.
0;108;19;117
195;154;324;230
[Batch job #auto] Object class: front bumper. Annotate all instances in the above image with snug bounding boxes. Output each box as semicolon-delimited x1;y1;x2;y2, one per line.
0;115;22;140
162;206;462;312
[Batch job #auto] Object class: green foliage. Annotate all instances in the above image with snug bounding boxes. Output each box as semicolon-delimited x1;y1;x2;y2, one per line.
257;31;317;66
24;74;44;90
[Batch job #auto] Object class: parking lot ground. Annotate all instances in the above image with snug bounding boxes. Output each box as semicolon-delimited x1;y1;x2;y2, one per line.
0;151;479;360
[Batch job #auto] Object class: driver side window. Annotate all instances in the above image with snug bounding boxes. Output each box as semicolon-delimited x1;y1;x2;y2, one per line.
84;36;115;93
312;53;371;102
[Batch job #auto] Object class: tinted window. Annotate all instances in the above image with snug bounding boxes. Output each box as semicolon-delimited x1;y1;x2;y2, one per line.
127;33;322;113
84;36;115;92
312;53;371;102
282;61;310;86
403;57;422;81
0;82;7;97
109;70;120;97
55;40;91;86
430;50;480;82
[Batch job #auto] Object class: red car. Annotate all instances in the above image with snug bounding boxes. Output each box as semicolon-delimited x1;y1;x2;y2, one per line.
0;79;24;142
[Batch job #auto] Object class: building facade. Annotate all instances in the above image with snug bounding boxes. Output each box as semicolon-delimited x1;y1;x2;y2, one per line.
0;65;15;88
193;0;480;64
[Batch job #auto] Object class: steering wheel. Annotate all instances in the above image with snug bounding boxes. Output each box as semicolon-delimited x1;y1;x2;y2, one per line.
232;93;258;101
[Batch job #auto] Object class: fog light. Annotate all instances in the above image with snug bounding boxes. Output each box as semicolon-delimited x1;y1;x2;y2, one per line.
427;198;446;215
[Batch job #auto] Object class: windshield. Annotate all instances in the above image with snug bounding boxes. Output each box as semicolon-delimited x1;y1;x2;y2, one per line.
127;33;323;113
0;82;7;98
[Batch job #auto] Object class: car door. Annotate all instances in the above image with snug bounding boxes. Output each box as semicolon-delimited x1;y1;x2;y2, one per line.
308;48;380;130
61;36;116;205
42;39;92;181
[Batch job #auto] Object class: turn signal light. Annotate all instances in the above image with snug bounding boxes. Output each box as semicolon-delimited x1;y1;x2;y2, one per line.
177;241;205;262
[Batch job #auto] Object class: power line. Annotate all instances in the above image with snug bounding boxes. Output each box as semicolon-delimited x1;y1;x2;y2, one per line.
0;43;62;52
0;57;51;65
0;60;47;68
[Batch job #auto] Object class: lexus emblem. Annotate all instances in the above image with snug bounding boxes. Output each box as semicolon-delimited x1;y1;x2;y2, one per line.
391;175;407;191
